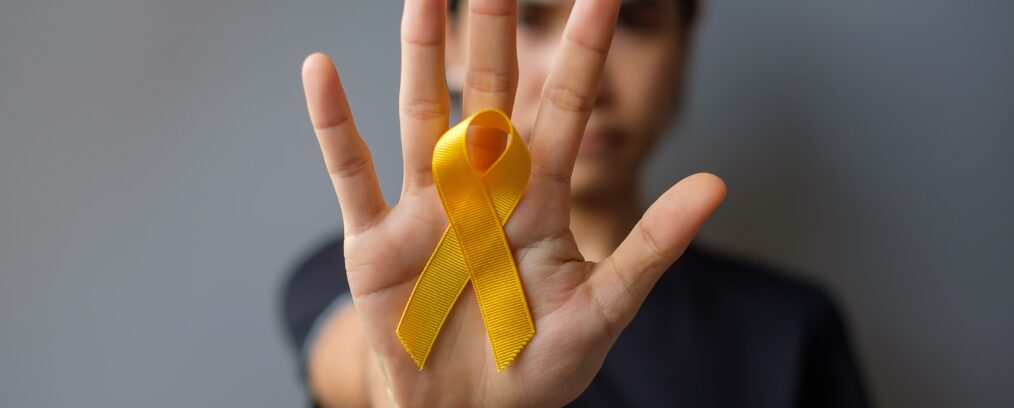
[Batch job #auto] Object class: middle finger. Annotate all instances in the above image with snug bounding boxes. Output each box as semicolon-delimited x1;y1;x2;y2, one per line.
462;0;519;116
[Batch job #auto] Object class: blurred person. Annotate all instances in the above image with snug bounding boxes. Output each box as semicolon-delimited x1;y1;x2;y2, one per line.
283;0;869;406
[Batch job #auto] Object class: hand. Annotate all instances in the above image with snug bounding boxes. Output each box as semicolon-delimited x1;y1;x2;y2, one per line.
300;0;726;406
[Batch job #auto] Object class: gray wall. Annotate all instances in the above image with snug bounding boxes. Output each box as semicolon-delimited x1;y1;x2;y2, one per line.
1;0;1011;407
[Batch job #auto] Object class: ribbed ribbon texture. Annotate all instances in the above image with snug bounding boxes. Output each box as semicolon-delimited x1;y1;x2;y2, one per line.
396;109;535;371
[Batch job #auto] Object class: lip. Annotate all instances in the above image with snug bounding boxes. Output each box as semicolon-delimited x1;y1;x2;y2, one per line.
579;128;619;154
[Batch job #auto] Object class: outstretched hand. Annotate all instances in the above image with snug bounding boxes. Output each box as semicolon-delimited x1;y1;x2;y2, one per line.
301;0;726;406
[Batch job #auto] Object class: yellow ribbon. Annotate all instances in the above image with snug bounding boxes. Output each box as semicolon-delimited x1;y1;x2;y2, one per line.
396;109;535;371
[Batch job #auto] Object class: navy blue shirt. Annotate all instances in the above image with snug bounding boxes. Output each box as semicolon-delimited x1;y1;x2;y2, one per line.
282;238;870;407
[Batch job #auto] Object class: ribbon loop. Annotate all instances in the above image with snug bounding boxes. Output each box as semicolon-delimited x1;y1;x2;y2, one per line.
396;109;535;371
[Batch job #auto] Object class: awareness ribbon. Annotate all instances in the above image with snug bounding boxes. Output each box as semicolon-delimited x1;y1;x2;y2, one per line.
396;109;535;371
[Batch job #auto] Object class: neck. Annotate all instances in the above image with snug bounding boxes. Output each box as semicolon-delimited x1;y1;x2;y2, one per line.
570;185;642;263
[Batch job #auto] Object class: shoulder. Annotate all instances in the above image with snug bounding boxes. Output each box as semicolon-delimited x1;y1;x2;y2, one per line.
281;235;348;350
293;235;346;276
284;235;348;312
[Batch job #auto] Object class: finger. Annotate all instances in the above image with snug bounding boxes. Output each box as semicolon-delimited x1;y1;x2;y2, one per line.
302;53;388;235
461;0;518;116
588;173;726;337
528;0;620;189
399;0;450;194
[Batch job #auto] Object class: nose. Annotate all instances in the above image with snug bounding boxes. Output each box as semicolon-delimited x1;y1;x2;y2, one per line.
594;54;616;110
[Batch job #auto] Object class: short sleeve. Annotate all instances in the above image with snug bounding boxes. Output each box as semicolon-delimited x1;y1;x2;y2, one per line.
281;236;350;354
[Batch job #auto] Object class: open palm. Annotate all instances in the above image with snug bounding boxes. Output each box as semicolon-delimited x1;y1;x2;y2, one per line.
301;0;725;406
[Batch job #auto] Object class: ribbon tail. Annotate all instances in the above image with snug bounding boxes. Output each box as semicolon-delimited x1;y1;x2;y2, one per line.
476;287;535;371
396;227;472;369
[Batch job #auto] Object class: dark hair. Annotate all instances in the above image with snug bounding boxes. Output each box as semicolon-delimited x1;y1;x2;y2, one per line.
448;0;698;27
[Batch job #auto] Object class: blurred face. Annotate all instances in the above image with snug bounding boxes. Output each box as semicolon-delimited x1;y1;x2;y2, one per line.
451;0;691;201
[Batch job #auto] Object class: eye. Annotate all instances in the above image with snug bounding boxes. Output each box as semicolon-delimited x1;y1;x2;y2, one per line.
518;5;550;32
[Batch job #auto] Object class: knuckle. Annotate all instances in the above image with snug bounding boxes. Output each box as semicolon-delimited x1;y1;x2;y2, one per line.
565;32;610;57
400;96;449;121
542;83;595;113
327;153;372;179
531;161;571;187
637;223;674;266
586;282;620;340
314;112;352;131
466;67;515;94
401;30;443;48
608;257;638;308
468;2;514;18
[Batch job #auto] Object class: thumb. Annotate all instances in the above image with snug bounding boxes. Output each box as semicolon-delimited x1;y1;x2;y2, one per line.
587;173;726;337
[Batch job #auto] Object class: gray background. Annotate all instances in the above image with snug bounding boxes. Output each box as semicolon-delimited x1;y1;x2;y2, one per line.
1;0;1011;406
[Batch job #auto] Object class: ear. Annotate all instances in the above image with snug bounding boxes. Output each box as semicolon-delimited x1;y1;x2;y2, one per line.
445;5;466;96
